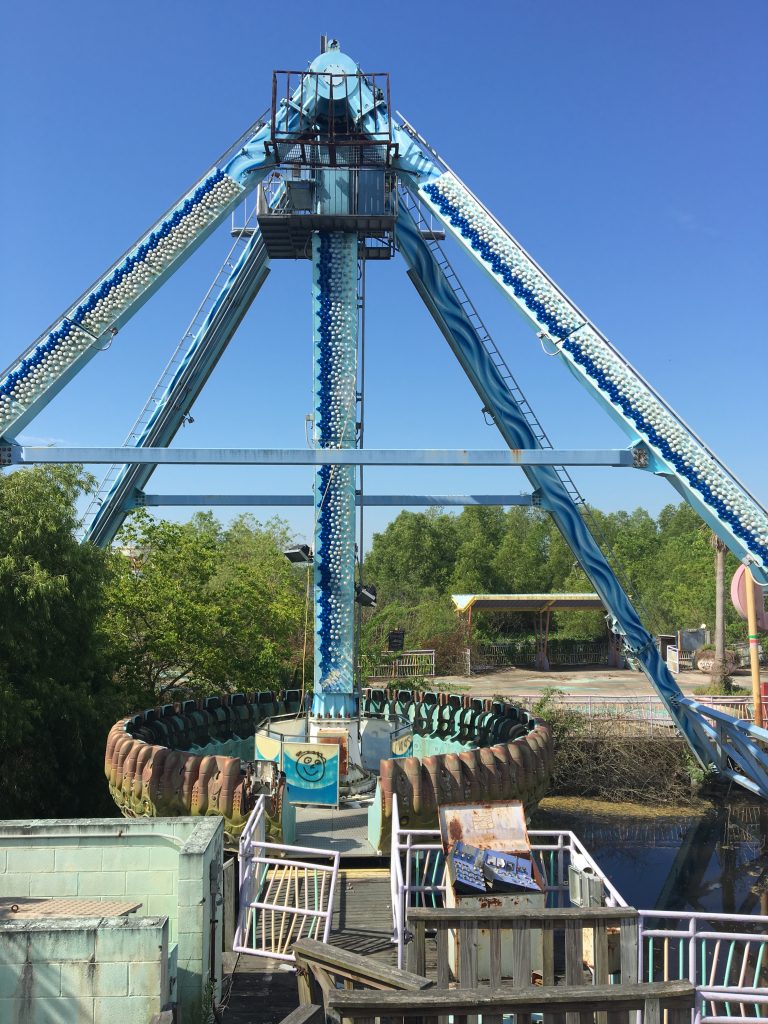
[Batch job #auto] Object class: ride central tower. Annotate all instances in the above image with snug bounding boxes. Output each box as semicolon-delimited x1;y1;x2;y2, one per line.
311;227;357;716
258;41;397;739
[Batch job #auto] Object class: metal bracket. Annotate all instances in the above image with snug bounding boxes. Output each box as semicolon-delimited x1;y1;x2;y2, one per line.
0;444;19;466
632;444;650;469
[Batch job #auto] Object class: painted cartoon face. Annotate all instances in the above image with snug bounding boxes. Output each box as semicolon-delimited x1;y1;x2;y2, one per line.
295;750;327;783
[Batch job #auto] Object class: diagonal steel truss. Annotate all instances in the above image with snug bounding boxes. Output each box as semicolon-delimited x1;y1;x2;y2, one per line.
1;46;766;795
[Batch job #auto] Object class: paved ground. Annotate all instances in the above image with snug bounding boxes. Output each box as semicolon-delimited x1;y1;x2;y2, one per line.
435;665;749;698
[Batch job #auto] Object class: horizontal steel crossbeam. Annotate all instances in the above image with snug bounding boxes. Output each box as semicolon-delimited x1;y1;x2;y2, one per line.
8;446;636;467
136;493;538;507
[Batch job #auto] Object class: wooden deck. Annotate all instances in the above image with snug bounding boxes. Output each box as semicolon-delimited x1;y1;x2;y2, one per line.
222;868;396;1024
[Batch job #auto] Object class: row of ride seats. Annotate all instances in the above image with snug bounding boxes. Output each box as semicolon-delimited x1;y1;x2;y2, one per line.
376;719;553;837
125;689;302;750
105;690;300;846
362;688;535;745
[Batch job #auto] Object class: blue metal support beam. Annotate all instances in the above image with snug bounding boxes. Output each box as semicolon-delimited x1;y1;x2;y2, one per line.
7;446;636;467
396;119;768;584
136;493;537;507
394;194;721;774
0;126;278;444
83;228;271;547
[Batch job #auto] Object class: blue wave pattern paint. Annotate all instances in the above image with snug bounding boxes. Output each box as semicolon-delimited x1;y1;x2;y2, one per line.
311;232;358;718
395;199;714;765
420;174;768;575
0;171;243;435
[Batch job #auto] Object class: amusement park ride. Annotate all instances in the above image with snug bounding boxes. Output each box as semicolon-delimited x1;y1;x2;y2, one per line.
3;40;768;819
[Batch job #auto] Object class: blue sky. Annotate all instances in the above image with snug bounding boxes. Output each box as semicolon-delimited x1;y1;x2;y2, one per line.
1;0;766;549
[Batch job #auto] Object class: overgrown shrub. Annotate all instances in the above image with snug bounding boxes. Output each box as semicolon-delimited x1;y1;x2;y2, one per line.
533;689;707;805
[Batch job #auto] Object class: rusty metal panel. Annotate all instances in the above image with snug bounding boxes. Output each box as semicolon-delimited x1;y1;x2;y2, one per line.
438;801;531;855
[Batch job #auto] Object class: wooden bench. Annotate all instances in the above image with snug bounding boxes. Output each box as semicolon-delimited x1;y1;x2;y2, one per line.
292;937;432;1009
328;979;696;1024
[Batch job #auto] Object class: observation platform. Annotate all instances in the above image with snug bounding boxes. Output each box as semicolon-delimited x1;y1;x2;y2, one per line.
255;169;396;260
223;867;397;1023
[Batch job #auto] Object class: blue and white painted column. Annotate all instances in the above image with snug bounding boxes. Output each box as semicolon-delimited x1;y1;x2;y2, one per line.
311;229;358;719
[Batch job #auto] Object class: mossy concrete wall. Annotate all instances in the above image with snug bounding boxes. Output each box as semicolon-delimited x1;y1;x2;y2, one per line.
0;816;223;1017
0;916;168;1023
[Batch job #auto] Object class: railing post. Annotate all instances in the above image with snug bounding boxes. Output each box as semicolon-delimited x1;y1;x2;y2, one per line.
407;918;426;975
638;912;645;985
689;918;700;1024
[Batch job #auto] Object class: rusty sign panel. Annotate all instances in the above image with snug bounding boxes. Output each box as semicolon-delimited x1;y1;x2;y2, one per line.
438;801;531;855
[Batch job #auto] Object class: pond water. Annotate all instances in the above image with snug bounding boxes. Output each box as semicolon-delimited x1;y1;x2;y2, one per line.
532;800;768;916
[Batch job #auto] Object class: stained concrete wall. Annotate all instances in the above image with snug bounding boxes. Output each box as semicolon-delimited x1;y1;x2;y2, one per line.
0;816;223;1018
0;916;168;1023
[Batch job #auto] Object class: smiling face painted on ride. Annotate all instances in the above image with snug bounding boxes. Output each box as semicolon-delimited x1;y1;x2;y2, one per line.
295;750;327;783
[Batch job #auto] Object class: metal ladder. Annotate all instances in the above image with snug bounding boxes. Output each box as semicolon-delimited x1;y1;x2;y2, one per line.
399;186;662;633
80;202;260;536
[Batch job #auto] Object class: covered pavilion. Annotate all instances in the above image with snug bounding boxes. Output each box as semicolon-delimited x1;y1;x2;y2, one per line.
451;593;622;670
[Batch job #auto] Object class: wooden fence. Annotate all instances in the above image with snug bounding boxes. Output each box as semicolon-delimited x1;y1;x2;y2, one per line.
292;907;695;1024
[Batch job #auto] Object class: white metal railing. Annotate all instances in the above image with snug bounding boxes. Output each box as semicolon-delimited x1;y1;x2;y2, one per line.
389;792;626;969
234;796;340;962
639;910;768;1024
667;645;682;674
476;640;610;668
390;798;768;1018
514;693;755;731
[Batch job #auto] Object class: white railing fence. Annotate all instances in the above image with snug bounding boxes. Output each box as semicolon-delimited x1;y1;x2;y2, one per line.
363;649;436;679
390;798;768;1021
639;910;768;1024
234;796;340;961
475;639;610;668
389;793;626;969
515;693;756;732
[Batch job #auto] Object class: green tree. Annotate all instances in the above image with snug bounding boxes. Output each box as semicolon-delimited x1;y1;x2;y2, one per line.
364;509;460;604
451;505;508;593
0;466;116;818
104;511;307;706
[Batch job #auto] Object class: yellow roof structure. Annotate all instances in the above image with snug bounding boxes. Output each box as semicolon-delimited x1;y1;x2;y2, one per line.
451;593;604;613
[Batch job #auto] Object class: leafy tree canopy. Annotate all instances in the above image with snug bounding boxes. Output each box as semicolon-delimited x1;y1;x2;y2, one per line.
0;466;116;817
363;502;747;657
105;510;309;707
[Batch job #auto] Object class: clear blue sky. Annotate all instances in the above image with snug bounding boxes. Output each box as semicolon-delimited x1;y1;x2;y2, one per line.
1;0;766;549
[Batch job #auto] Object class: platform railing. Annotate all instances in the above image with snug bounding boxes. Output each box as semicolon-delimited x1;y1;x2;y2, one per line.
363;649;436;680
638;910;768;1024
389;793;626;969
390;800;768;1018
234;796;340;961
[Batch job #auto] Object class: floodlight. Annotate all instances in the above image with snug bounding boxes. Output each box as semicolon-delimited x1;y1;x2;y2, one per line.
284;544;313;565
355;584;377;608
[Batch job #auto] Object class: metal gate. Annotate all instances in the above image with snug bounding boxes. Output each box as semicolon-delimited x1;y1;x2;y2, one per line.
233;797;340;961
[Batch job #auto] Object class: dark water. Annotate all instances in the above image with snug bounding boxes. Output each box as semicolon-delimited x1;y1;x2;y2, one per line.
532;801;768;915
